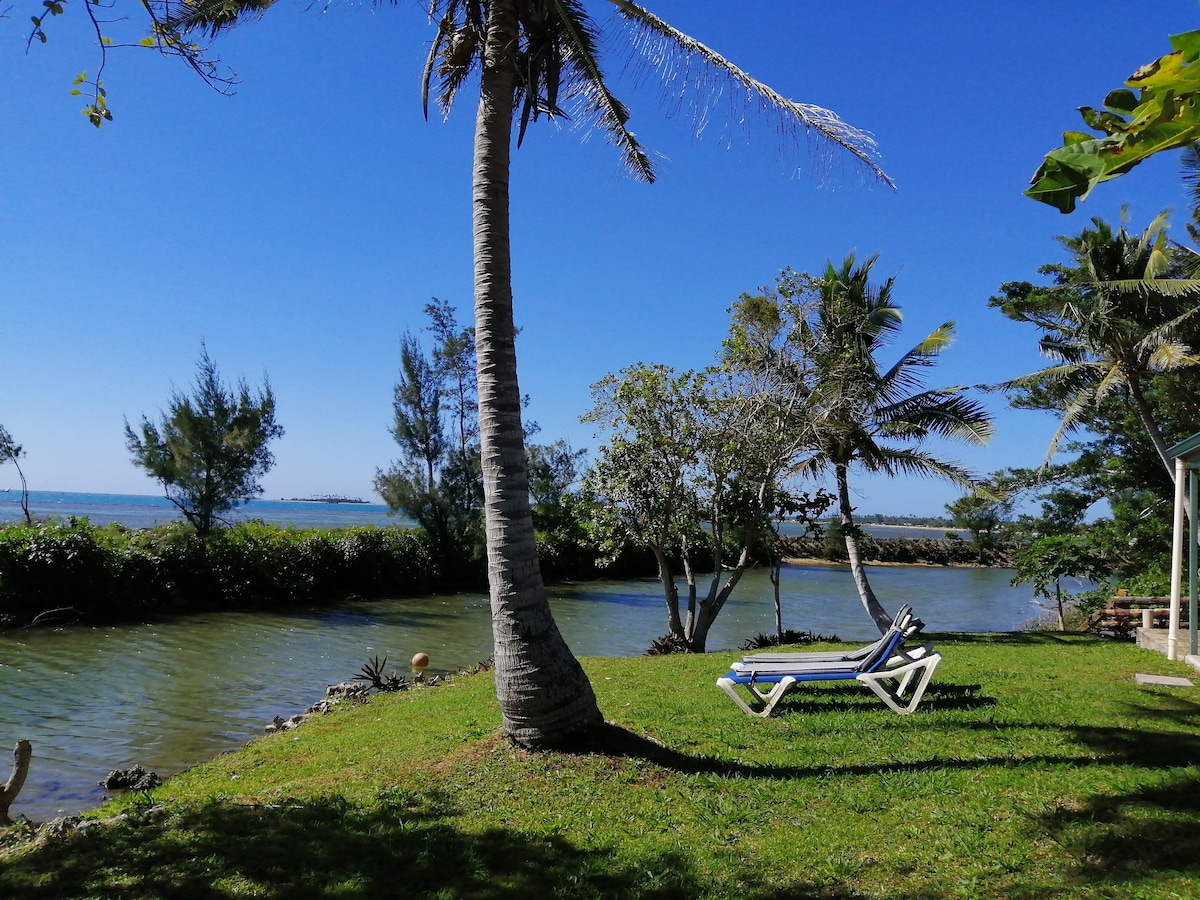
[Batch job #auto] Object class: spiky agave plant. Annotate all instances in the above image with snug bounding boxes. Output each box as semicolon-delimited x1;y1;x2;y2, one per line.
353;656;407;692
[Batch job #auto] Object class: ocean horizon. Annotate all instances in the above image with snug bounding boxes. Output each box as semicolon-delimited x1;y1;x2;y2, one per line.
0;490;406;530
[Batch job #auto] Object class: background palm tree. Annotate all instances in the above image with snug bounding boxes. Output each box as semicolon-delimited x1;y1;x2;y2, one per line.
796;255;993;633
161;0;892;744
991;214;1200;484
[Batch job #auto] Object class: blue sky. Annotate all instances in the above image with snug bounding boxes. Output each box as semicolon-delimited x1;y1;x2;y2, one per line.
2;1;1198;516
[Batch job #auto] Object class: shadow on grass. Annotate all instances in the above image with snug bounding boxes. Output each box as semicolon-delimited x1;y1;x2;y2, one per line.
0;790;946;900
575;721;1200;894
2;789;712;900
1113;693;1200;731
555;719;1193;779
1035;772;1200;884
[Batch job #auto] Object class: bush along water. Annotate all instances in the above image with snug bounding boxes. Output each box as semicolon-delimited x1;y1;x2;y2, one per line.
0;509;668;629
0;519;440;628
0;515;1013;629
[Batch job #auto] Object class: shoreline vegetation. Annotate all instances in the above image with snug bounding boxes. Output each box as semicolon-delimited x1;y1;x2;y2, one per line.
0;518;1012;628
0;517;1012;631
2;635;1196;897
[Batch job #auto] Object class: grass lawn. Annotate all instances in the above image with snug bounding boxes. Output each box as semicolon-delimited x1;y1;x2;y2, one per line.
2;633;1199;898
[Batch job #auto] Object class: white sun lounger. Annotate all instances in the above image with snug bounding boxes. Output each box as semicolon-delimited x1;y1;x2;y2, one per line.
717;625;942;717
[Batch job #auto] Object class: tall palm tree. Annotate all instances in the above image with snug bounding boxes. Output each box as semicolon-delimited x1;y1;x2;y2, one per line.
992;214;1200;484
159;1;892;744
796;255;993;633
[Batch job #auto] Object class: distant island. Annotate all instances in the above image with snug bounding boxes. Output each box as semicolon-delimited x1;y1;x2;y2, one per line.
282;495;370;504
817;513;955;528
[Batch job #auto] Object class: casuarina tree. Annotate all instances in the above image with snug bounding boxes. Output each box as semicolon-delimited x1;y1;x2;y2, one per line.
125;345;284;536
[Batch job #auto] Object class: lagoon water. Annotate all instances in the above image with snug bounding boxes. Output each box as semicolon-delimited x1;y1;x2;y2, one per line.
1;492;1032;822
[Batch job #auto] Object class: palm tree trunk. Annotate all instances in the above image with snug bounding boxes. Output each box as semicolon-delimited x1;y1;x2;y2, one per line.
472;0;601;746
1127;373;1178;484
836;464;894;633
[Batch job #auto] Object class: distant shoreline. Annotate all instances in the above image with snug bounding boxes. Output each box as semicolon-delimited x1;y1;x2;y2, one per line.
784;556;995;570
818;522;957;532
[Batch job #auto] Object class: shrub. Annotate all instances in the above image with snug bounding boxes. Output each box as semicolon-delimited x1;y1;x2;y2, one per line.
739;629;841;650
645;633;691;655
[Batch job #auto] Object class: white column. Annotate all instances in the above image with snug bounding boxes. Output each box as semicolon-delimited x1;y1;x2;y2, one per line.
1169;457;1186;660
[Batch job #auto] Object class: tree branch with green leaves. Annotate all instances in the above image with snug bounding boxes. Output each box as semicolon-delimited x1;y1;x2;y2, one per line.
1027;29;1200;212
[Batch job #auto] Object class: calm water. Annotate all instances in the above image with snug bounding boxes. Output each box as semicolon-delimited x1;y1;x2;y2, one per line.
0;561;1043;823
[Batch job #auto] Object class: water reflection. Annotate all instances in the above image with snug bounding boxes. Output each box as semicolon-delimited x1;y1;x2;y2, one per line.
0;565;1038;822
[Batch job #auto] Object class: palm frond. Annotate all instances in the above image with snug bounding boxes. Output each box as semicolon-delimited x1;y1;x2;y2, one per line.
994;360;1104;396
1144;341;1200;372
1129;209;1172;275
1039;398;1092;468
549;0;655;181
877;389;994;446
907;321;956;358
421;11;455;119
427;0;485;118
1096;278;1200;297
607;0;893;187
1037;337;1092;366
1183;143;1200;205
865;447;978;490
877;321;956;399
159;0;277;37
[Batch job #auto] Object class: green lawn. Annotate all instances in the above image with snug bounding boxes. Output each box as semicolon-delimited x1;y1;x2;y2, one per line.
3;633;1199;898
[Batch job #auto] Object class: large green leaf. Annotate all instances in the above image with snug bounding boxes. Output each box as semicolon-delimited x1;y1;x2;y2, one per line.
1027;30;1200;212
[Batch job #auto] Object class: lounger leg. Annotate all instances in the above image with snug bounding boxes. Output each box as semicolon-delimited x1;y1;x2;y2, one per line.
858;655;941;715
716;676;798;718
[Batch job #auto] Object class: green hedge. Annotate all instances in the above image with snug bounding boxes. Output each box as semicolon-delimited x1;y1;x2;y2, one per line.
0;519;439;628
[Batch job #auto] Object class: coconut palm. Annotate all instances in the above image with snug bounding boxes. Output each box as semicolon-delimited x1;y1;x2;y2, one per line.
158;1;891;744
795;254;993;633
992;214;1200;484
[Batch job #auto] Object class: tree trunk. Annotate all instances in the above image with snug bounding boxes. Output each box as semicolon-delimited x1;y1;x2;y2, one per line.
681;550;698;638
472;0;601;746
11;457;30;525
836;464;894;633
0;740;31;825
652;546;684;638
688;545;753;653
771;559;783;638
1127;373;1179;486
